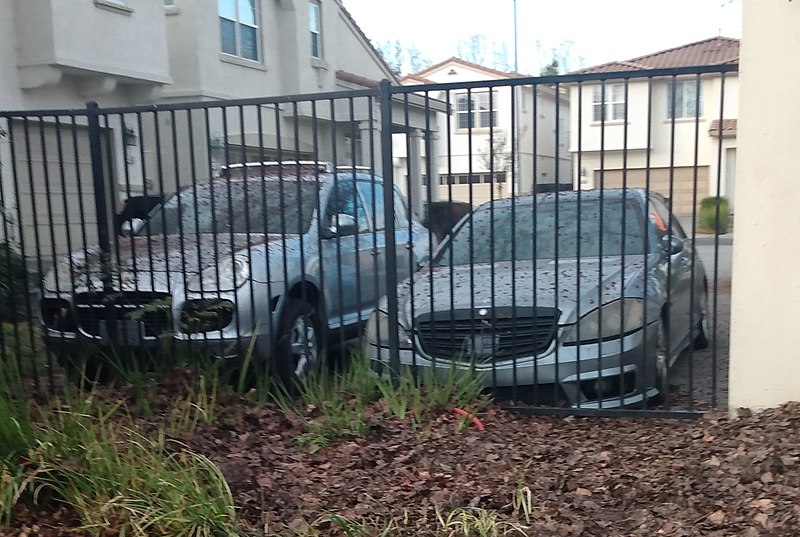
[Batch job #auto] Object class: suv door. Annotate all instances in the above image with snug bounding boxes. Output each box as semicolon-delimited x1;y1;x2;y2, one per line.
321;179;375;329
356;180;388;304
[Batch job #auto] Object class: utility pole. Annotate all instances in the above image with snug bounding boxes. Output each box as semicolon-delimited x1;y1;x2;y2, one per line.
512;0;520;195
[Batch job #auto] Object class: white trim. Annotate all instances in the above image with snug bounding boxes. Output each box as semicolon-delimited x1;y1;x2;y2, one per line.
94;0;133;15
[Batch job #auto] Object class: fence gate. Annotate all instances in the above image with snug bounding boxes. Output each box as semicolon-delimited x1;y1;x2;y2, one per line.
0;64;735;416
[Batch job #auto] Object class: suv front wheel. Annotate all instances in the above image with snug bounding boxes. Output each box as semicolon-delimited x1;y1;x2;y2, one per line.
275;299;324;389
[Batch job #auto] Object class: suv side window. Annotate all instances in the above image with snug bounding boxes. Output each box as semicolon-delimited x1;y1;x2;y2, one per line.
326;180;369;231
356;181;385;231
393;188;410;228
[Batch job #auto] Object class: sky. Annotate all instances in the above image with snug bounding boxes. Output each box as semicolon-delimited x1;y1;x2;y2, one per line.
342;0;742;74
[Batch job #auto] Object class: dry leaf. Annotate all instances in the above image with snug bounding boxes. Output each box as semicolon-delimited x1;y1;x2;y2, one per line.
707;510;726;525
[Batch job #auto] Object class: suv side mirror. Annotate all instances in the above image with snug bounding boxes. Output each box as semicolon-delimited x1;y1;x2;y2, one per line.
328;213;358;237
120;218;144;238
661;234;684;256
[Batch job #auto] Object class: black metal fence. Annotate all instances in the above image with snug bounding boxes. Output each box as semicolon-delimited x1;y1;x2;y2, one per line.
0;64;736;415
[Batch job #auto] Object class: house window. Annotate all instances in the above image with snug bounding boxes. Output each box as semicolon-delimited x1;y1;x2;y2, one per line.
456;91;497;130
592;84;626;122
668;79;703;119
309;1;322;58
219;0;259;61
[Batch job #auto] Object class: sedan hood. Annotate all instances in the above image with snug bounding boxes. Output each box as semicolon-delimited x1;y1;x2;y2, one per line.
45;233;290;294
401;255;659;326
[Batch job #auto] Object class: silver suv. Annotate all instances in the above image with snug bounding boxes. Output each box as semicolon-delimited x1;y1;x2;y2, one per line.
39;162;429;384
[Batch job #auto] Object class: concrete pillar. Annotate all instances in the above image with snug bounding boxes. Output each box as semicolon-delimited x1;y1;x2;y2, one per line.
728;0;800;410
426;131;440;204
358;119;380;172
407;128;423;219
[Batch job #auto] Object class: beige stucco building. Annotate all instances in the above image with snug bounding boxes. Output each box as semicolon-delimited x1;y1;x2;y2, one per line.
0;0;426;261
568;37;739;217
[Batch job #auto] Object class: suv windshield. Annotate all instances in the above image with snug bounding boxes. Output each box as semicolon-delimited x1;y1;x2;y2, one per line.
439;199;648;265
141;180;320;236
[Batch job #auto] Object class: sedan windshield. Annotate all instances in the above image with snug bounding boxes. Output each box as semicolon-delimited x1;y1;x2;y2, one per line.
439;199;648;265
140;180;320;236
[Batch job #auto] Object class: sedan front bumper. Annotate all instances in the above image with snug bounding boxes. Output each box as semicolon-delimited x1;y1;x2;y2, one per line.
369;323;661;408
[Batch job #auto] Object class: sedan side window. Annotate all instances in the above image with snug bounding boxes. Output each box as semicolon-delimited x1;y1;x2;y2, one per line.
326;180;370;231
650;197;685;239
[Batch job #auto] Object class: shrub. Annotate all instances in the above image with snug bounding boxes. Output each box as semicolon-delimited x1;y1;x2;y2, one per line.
698;197;730;234
0;242;30;322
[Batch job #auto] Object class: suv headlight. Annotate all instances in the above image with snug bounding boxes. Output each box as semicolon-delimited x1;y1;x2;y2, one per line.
365;310;413;350
188;255;250;292
564;299;645;345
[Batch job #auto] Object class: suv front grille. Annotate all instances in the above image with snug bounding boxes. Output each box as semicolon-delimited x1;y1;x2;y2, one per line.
180;299;235;334
415;307;559;362
75;292;172;339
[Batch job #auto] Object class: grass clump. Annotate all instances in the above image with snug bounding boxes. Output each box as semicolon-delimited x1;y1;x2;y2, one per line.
275;352;489;453
0;386;239;536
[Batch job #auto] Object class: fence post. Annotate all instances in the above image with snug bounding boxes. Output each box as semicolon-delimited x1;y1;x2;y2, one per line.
86;102;117;344
379;79;400;374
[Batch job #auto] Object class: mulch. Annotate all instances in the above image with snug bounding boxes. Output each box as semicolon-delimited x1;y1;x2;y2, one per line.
193;403;800;536
4;383;800;536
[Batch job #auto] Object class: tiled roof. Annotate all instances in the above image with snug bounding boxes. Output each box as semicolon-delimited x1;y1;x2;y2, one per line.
708;119;737;137
572;37;739;74
335;70;380;89
408;56;530;80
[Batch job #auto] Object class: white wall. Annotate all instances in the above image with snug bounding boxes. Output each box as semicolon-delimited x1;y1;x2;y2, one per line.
728;0;800;410
394;62;571;207
570;75;739;198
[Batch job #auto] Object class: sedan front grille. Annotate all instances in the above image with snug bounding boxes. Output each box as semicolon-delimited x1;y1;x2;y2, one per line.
75;292;172;340
415;307;559;362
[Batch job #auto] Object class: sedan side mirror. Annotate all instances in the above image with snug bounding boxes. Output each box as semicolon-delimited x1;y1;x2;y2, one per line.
661;234;684;256
328;213;358;237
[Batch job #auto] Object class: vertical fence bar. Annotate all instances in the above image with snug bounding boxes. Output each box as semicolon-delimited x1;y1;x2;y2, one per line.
619;79;630;406
575;82;583;408
379;79;400;374
86;102;116;354
402;94;416;370
687;73;702;410
643;77;654;406
6;119;35;386
37;117;58;390
712;72;726;409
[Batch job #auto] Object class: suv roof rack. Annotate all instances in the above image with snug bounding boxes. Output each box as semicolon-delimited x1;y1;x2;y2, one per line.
335;165;373;171
221;160;333;173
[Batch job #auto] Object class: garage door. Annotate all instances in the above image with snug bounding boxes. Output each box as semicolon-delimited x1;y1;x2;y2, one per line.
594;166;708;217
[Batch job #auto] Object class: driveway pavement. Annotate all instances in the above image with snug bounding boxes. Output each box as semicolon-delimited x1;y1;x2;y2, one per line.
670;234;732;410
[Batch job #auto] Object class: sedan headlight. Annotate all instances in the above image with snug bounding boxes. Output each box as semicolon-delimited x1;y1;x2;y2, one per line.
365;310;413;350
188;255;250;292
564;299;645;344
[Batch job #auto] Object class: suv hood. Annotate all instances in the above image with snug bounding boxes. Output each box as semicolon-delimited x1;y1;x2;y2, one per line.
400;256;659;326
44;233;291;294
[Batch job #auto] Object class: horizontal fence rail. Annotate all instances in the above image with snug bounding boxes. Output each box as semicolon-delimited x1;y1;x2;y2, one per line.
0;66;733;416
